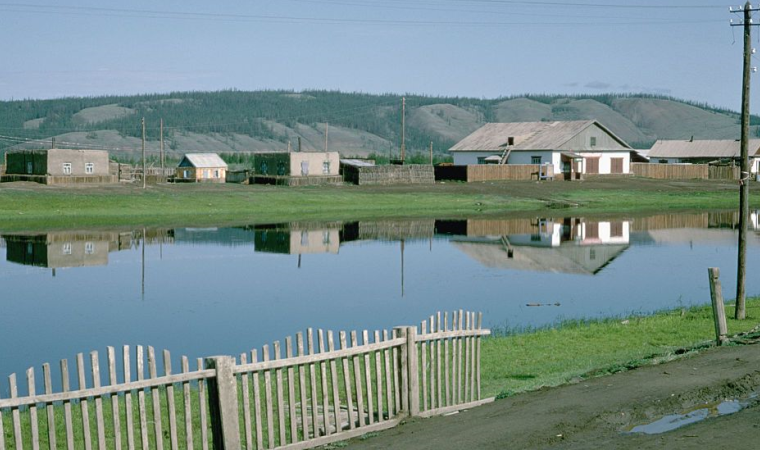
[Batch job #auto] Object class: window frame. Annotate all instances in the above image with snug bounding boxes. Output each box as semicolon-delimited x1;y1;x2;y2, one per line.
62;162;72;175
85;162;94;174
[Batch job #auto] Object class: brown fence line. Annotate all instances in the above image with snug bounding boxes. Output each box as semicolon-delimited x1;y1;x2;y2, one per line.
466;164;550;182
632;163;742;180
0;311;491;450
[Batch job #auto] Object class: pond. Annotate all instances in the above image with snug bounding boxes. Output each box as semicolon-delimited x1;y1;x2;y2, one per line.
2;211;760;390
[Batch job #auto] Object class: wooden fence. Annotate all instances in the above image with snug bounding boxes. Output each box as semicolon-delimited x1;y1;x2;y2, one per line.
632;163;743;180
0;311;490;450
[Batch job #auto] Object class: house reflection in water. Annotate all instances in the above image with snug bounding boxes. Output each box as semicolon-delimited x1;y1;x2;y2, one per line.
445;218;630;275
2;230;173;270
253;224;340;255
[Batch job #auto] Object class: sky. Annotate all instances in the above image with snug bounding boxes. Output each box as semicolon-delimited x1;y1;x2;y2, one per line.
0;0;757;112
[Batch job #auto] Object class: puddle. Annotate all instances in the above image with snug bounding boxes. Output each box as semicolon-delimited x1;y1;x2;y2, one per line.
625;394;758;435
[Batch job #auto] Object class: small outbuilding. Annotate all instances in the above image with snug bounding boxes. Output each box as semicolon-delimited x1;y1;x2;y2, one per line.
2;149;115;184
253;152;342;186
176;153;228;183
648;139;760;173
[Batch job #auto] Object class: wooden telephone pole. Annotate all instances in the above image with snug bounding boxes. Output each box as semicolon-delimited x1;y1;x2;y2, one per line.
324;122;329;152
730;2;759;319
160;118;164;172
141;117;146;190
400;97;406;163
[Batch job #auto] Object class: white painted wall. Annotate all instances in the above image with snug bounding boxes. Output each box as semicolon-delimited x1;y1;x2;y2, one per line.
577;151;631;174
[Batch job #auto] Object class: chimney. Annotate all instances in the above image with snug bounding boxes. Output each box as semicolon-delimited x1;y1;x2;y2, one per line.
508;136;515;146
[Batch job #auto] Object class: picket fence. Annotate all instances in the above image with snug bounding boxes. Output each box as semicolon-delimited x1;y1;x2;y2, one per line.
0;311;491;450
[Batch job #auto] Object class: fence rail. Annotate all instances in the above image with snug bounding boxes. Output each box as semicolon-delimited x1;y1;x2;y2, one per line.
0;311;490;450
632;163;743;180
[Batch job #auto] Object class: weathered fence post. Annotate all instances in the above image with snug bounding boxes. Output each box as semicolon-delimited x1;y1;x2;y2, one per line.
393;327;410;415
205;356;241;449
406;326;420;416
708;268;729;345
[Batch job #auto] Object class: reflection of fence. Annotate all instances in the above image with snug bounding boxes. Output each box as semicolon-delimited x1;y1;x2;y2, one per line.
0;311;490;450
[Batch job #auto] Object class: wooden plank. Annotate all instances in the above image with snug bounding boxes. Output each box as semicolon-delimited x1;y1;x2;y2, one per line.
136;347;149;450
123;346;135;450
382;330;393;419
373;331;383;423
181;357;194;450
421;321;428;412
233;339;405;374
9;374;23;450
416;397;496;418
391;330;401;416
274;417;403;450
262;345;275;450
307;329;319;438
274;341;286;446
106;348;122;450
327;332;341;433
42;364;57;450
450;312;458;406
90;352;106;450
250;350;263;450
429;315;436;411
147;347;164;450
436;312;442;410
240;354;253;450
406;326;419;416
296;333;309;439
477;313;483;400
162;350;179;450
285;337;298;444
362;331;374;425
443;312;450;407
0;382;5;450
61;360;75;450
340;332;355;429
470;313;477;402
197;359;209;450
458;310;464;405
463;313;470;404
317;331;331;436
350;331;365;427
76;354;93;450
27;368;40;450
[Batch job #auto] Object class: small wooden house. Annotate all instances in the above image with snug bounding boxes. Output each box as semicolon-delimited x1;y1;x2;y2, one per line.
2;149;114;184
176;153;228;183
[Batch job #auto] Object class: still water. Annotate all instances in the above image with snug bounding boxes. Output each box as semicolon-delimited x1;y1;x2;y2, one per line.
2;211;760;387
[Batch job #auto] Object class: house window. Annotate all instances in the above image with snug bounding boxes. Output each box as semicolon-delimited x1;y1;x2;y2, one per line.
62;163;72;175
85;163;94;174
477;157;487;165
590;137;597;147
260;162;268;175
586;157;599;174
589;248;596;260
214;169;220;178
611;222;624;238
183;170;190;178
301;161;309;176
85;242;94;255
26;161;33;174
323;231;331;244
277;162;286;176
531;156;541;165
585;223;599;239
659;159;668;164
62;242;72;255
27;243;33;255
531;234;541;242
323;161;330;174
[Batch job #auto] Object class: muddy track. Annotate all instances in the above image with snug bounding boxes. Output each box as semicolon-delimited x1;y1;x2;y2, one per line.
344;343;760;449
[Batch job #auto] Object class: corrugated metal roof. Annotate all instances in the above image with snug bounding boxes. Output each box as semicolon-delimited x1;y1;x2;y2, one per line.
340;159;376;168
648;139;760;159
449;120;629;152
178;153;228;168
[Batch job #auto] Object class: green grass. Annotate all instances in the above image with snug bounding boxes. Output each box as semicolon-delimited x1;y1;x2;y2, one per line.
0;185;541;231
481;298;760;398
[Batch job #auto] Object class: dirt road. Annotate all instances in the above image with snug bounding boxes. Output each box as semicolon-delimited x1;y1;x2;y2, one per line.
345;343;760;449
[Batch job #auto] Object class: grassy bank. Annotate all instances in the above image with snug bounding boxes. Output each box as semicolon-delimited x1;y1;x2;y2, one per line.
481;298;760;398
1;179;759;231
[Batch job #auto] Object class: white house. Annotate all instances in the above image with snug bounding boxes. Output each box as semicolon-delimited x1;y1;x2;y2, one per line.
448;120;634;180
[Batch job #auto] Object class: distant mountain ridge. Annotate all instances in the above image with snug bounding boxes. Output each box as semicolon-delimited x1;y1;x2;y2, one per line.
0;90;756;160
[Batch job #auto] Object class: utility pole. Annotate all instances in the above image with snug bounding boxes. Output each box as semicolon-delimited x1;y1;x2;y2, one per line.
429;141;433;165
324;122;329;152
160;118;164;172
51;137;55;149
141;117;146;189
298;137;302;153
400;97;406;163
730;1;759;319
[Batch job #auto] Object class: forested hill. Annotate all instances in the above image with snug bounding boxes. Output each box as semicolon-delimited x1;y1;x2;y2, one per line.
0;90;756;160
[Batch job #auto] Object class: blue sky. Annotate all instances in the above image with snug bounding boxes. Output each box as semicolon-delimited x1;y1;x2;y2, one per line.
0;1;754;111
